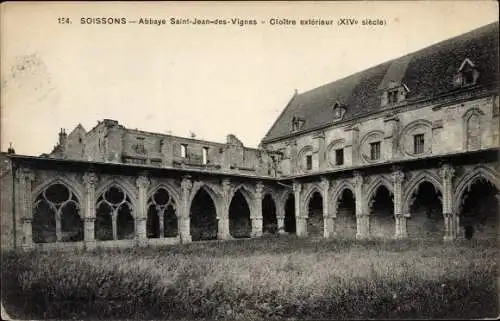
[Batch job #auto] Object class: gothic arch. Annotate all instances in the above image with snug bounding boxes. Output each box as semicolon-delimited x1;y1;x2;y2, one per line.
301;184;322;216
330;180;356;216
189;181;223;214
96;179;138;206
402;171;443;215
262;188;278;205
453;165;499;213
279;189;293;207
365;176;394;210
230;183;256;205
32;176;84;207
147;181;181;206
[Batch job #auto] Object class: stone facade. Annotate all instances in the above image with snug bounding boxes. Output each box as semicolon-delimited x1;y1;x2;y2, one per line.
1;22;498;250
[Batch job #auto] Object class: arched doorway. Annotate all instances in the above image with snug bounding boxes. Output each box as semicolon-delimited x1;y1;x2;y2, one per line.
369;185;394;238
284;194;296;234
335;189;356;238
147;188;178;239
33;183;82;243
459;178;498;240
262;194;278;234
95;185;134;241
190;188;218;241
307;191;324;237
229;190;252;238
406;181;443;239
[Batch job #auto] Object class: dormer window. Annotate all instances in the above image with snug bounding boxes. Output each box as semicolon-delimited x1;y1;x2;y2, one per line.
332;101;347;120
381;82;409;107
291;115;305;132
454;58;479;88
387;89;399;104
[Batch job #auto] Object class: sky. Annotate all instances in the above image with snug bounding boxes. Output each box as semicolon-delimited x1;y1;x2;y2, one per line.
1;1;498;156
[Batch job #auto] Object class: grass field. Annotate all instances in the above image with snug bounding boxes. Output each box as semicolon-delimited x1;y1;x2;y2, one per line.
1;235;498;320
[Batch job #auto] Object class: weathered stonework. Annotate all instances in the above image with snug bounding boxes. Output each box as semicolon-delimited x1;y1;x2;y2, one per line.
1;23;498;250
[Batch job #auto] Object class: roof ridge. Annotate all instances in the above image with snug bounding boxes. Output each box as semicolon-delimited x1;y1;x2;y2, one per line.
261;21;499;142
296;21;499;98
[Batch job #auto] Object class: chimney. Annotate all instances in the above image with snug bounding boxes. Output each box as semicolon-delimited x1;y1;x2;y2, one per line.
7;142;15;154
59;128;68;148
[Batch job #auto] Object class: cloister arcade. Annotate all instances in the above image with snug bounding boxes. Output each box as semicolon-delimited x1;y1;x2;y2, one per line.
13;159;499;250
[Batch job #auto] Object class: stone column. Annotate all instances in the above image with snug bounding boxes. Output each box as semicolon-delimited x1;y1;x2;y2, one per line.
293;182;306;237
136;175;150;245
158;209;165;238
218;178;232;240
313;132;326;171
55;215;62;242
344;126;360;166
17;168;35;249
276;198;286;234
20;218;33;248
384;114;400;160
83;172;98;249
251;182;264;237
112;210;118;241
440;164;456;241
392;168;406;238
354;171;369;239
180;176;192;243
321;177;333;238
289;141;298;175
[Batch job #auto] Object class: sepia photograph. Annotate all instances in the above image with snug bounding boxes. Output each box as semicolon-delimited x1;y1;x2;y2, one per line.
1;1;499;320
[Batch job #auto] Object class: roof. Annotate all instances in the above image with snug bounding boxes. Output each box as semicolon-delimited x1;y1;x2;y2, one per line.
262;22;499;143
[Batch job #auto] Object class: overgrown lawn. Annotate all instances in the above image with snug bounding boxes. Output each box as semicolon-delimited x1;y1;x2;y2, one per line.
1;236;498;320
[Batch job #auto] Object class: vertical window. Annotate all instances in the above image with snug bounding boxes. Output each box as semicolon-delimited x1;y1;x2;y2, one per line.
370;142;381;160
335;148;344;165
462;69;475;86
180;144;187;158
202;147;209;165
413;134;425;154
306;155;312;170
387;89;399;104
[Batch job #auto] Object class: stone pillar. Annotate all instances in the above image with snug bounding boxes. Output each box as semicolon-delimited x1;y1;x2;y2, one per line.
384;114;400;160
276;198;286;234
440;164;456;241
17;168;35;249
392;168;406;239
344;126;359;166
289;141;298;175
321;177;333;238
354;171;369;239
293;182;306;237
136;175;150;246
20;218;33;248
83;172;98;249
251;182;264;237
313;132;326;171
112;211;118;240
55;216;62;242
180;176;192;243
158;210;165;238
218;178;231;240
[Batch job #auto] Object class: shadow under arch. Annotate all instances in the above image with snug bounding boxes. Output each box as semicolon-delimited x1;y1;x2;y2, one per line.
190;185;218;241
